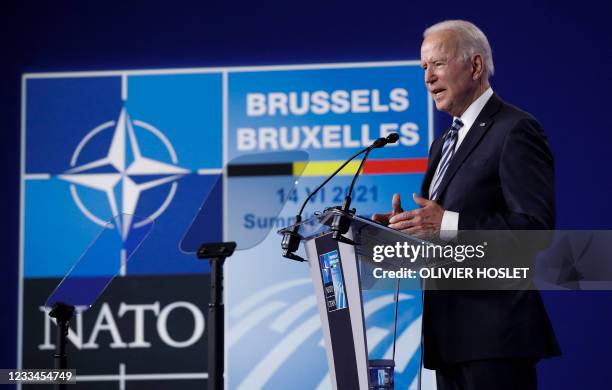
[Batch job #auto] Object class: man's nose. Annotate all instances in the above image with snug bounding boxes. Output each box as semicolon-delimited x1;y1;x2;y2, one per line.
424;68;436;84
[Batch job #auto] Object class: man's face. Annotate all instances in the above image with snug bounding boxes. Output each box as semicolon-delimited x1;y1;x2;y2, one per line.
420;31;477;117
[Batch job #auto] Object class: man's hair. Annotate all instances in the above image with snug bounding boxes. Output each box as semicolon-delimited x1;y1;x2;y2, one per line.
424;20;495;80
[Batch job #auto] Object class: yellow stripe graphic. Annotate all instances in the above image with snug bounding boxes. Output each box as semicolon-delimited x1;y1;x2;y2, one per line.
293;160;362;177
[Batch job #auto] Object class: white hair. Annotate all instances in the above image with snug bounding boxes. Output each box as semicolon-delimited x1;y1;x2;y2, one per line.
424;20;495;79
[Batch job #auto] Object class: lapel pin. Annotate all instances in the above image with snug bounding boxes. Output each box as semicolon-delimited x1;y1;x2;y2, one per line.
479;122;486;127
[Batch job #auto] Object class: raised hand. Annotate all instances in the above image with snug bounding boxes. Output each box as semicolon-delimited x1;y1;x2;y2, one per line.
388;193;445;238
372;193;404;225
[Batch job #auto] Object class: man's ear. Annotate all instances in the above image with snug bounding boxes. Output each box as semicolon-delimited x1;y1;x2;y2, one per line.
472;54;484;80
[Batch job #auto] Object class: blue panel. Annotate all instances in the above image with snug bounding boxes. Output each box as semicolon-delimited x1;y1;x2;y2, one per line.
224;64;430;389
25;77;122;173
127;73;223;169
24;73;224;277
228;65;429;161
24;178;103;277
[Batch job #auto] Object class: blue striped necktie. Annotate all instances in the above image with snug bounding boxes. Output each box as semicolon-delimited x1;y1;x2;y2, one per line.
430;118;464;201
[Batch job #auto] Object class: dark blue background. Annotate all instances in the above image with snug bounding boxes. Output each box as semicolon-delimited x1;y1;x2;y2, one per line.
2;1;611;388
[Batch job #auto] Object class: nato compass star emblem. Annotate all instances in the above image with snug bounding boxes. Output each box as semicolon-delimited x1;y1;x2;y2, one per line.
59;107;190;240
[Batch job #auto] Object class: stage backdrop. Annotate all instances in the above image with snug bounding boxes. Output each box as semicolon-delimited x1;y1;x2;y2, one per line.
21;61;433;389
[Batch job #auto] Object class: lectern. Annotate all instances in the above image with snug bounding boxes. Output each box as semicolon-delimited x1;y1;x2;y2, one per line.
279;207;425;390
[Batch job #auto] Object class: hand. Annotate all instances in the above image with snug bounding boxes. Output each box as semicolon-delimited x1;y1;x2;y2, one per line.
388;193;445;238
372;193;403;226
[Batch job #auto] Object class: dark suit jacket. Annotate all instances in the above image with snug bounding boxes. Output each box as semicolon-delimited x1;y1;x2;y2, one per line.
421;93;561;368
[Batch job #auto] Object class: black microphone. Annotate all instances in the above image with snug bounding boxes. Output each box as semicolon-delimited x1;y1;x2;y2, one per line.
371;132;400;149
386;132;400;144
281;133;400;259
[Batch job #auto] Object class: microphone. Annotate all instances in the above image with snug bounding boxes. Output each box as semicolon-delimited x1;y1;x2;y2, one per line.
371;132;400;149
281;133;399;260
384;132;400;144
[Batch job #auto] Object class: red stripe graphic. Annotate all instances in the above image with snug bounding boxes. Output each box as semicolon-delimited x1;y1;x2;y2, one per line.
363;158;429;174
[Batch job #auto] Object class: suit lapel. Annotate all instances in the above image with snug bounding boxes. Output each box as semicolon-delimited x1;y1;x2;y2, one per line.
433;94;503;201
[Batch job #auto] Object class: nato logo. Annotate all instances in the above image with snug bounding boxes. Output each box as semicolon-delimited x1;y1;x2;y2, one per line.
22;72;224;278
60;106;189;240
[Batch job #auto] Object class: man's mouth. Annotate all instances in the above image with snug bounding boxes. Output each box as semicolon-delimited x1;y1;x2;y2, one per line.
432;88;446;98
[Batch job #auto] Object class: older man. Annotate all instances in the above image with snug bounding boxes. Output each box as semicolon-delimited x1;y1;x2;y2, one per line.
374;20;560;389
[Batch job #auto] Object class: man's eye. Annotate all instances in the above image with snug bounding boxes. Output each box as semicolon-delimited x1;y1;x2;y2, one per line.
435;62;444;67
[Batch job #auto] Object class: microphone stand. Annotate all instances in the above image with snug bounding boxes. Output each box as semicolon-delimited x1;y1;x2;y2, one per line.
282;133;399;259
329;147;373;245
281;146;370;261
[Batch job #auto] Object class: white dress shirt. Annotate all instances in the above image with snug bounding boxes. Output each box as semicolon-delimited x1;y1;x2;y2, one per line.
431;87;494;240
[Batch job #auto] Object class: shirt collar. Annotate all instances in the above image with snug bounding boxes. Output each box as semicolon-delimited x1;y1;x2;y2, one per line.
454;87;494;131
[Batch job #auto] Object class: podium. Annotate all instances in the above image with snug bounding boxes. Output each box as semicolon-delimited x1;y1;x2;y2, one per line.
279;207;426;390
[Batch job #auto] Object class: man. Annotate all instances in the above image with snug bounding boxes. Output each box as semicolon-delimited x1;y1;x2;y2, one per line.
373;20;560;389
